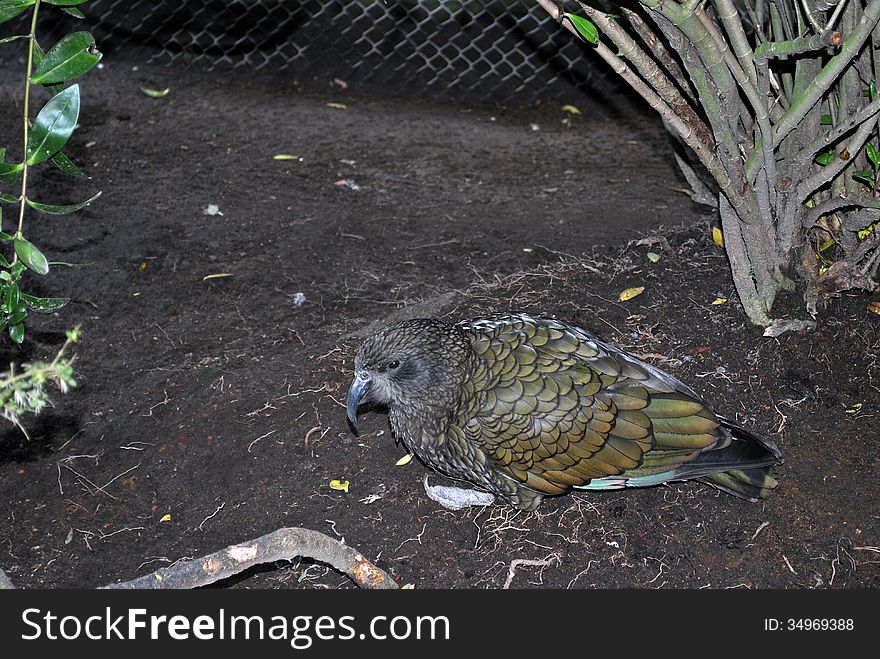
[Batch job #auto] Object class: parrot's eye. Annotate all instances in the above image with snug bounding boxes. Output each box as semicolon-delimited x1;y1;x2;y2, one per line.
387;359;401;370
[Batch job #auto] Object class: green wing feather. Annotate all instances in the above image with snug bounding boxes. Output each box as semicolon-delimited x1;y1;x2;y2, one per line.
457;315;726;496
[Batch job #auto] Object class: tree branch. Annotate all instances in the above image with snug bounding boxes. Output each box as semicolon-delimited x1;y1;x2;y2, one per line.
825;0;852;34
804;195;880;226
713;0;759;87
535;0;743;207
102;527;399;589
642;0;744;178
754;29;842;60
622;7;697;105
575;1;714;150
795;113;880;201
696;7;777;220
773;0;880;147
793;92;880;166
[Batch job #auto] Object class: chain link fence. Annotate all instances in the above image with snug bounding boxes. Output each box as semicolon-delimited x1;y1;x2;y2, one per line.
33;0;610;101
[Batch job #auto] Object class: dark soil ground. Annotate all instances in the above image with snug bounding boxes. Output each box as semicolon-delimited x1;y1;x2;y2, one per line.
0;52;878;590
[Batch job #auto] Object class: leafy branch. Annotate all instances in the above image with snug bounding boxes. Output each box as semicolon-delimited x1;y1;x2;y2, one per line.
1;0;99;434
0;0;101;344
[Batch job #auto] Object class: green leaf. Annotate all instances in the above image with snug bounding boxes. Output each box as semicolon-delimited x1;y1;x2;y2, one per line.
8;322;24;344
0;192;19;204
0;0;35;24
563;13;599;44
26;84;80;165
820;114;832;125
61;7;85;18
868;143;879;171
818;239;836;252
49;150;84;177
43;0;89;4
13;237;49;275
815;149;835;166
9;305;27;325
0;162;23;184
32;32;101;85
26;190;101;214
19;292;68;312
5;282;19;310
852;170;874;188
0;231;14;241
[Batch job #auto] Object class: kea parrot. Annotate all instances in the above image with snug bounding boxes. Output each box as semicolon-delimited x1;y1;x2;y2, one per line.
346;313;781;511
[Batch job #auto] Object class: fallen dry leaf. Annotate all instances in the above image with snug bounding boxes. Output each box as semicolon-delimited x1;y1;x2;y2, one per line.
618;286;645;302
141;86;170;98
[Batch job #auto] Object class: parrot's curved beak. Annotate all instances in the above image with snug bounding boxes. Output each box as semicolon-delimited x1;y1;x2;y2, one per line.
346;373;372;433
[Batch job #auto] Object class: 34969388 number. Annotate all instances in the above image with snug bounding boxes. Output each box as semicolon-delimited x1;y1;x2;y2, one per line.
765;618;854;631
788;619;854;631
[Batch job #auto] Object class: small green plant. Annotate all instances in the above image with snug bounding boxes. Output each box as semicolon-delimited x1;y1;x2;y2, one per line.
0;0;101;344
852;142;880;191
0;325;78;436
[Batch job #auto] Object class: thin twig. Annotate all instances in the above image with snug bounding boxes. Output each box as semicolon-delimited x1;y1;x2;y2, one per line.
502;554;560;588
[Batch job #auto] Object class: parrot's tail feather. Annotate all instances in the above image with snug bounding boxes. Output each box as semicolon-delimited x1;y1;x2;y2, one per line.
695;416;781;500
576;416;782;498
716;415;782;460
698;469;778;500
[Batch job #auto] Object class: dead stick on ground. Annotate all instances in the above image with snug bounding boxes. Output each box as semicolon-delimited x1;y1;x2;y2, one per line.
101;527;398;589
502;555;560;589
0;567;14;589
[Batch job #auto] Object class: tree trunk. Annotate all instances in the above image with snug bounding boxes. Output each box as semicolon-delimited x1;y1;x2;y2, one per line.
719;195;794;325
